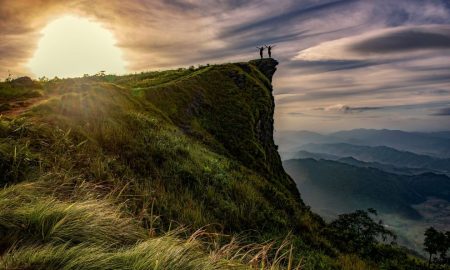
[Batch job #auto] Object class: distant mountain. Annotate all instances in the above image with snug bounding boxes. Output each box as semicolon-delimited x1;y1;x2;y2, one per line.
275;130;334;152
298;143;450;175
276;128;450;256
294;150;441;175
330;129;450;157
427;131;450;140
283;158;450;219
336;156;442;175
275;129;450;158
294;150;342;161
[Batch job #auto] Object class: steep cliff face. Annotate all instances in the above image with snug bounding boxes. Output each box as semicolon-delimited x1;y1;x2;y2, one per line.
0;60;337;269
141;59;303;208
0;60;321;239
249;58;279;82
248;59;299;194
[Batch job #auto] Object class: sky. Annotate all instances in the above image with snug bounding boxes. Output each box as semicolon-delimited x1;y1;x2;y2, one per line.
1;0;450;132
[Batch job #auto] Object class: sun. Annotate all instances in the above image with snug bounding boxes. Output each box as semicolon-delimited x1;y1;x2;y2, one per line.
28;15;126;78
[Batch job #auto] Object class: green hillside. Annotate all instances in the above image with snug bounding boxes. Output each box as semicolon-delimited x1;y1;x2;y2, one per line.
283;158;450;257
284;158;450;218
0;60;430;269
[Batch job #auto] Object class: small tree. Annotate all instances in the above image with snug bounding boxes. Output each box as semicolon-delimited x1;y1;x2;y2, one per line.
5;70;13;82
424;227;442;267
424;227;450;267
38;76;49;82
96;70;106;77
438;232;450;262
326;208;395;256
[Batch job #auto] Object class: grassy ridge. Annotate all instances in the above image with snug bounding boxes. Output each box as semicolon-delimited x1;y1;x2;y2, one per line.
0;60;345;269
0;182;293;270
2;60;429;269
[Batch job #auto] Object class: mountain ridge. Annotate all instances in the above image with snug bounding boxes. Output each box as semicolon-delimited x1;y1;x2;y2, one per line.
297;142;450;174
0;59;432;269
0;59;334;269
276;128;450;158
283;158;450;219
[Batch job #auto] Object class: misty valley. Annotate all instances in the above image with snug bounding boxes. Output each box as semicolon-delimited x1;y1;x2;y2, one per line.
277;129;450;254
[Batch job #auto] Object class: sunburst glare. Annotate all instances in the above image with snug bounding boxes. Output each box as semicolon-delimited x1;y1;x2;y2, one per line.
28;15;126;78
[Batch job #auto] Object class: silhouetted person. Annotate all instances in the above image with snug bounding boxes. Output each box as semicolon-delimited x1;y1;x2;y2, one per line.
256;46;265;59
265;45;276;58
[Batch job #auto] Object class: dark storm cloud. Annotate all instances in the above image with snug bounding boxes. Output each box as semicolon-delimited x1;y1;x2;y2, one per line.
235;31;308;49
314;105;383;113
431;107;450;116
220;0;358;38
350;27;450;53
284;102;450;120
287;59;383;72
163;0;253;11
287;112;305;115
164;0;198;10
429;89;450;95
276;80;450;104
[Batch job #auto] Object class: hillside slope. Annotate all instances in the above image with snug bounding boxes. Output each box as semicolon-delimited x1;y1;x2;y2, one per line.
283;158;450;254
284;158;450;218
0;60;338;269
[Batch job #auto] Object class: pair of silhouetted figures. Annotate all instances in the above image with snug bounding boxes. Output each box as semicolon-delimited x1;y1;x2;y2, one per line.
257;45;276;59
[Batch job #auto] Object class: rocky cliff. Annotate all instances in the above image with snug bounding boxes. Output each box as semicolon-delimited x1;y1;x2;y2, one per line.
140;59;303;208
0;58;321;237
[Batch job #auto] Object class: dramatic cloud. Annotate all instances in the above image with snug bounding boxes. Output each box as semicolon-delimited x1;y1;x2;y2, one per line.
0;0;263;76
432;107;450;116
315;104;382;113
294;25;450;61
1;0;449;131
351;27;450;53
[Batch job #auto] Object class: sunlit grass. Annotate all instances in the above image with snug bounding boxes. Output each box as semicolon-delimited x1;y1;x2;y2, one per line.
0;61;403;269
0;181;312;270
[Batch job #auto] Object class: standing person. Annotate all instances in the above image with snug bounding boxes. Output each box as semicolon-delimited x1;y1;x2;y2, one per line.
265;45;276;58
256;46;265;59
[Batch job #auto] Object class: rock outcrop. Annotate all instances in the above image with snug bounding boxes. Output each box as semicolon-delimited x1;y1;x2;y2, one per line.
249;58;279;82
143;59;307;216
11;76;35;87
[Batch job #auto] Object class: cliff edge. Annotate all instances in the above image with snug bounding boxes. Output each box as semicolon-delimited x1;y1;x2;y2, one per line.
140;59;305;215
0;60;328;269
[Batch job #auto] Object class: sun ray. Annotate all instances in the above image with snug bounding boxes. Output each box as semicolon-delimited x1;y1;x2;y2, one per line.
28;15;126;78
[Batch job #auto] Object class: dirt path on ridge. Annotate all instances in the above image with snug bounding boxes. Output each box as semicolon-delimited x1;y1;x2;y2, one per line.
0;96;47;116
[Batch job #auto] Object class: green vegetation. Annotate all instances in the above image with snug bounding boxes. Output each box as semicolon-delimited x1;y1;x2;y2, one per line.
0;59;440;269
326;209;395;256
324;209;424;269
0;77;42;102
0;182;301;270
424;227;450;267
283;158;450;219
